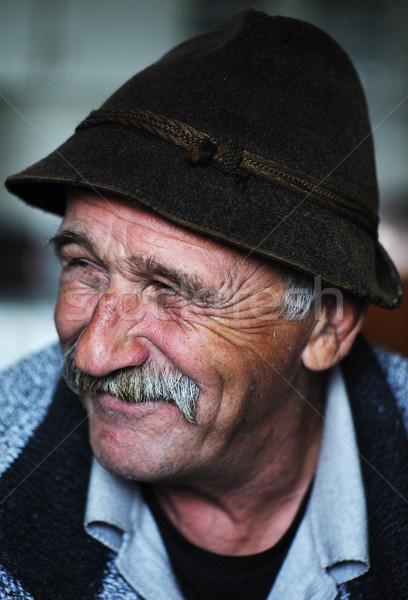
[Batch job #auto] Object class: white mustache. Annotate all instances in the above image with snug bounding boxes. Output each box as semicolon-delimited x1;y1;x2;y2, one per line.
63;344;200;423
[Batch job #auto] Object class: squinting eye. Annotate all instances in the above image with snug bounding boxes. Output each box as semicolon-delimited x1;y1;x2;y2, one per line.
64;257;97;272
61;256;108;290
155;283;178;298
153;283;186;308
158;282;177;294
68;258;90;268
148;279;175;293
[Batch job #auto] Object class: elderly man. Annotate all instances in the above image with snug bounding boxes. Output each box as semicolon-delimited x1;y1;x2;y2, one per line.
1;8;407;600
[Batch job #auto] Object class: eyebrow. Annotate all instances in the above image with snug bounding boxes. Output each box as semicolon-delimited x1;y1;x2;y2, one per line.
49;230;97;260
49;229;221;304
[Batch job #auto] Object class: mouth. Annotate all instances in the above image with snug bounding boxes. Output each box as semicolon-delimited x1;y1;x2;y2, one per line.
85;391;186;420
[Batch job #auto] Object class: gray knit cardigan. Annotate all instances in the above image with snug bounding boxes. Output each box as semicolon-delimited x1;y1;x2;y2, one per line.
1;336;408;599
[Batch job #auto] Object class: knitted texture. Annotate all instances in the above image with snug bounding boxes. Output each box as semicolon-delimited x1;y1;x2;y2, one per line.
0;352;110;599
338;337;408;599
0;344;62;475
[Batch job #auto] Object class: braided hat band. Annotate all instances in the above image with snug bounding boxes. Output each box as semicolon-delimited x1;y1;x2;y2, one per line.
77;108;378;236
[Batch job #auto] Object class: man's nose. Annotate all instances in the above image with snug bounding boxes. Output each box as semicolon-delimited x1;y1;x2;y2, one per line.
74;291;150;376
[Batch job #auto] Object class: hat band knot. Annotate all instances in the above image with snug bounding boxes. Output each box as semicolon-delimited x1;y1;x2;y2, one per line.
212;138;244;176
184;139;217;166
184;137;244;176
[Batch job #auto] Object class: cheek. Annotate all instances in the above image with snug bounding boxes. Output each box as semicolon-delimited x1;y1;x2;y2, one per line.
154;317;251;414
152;313;227;367
54;279;100;345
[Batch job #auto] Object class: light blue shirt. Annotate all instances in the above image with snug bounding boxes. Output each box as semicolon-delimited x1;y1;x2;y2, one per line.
85;366;369;600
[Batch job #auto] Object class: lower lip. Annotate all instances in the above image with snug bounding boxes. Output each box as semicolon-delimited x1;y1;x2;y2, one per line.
88;392;178;419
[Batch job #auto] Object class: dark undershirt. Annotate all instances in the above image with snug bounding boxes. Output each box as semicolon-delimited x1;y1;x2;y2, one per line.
143;484;312;600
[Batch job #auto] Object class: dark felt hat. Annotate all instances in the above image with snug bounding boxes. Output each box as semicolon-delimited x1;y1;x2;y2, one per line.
5;8;403;308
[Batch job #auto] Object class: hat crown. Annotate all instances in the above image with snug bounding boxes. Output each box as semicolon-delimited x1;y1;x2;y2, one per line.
103;9;378;213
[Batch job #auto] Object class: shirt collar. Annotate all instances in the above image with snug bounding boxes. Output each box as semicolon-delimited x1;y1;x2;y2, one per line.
84;459;139;552
85;460;180;599
270;365;369;599
310;365;369;574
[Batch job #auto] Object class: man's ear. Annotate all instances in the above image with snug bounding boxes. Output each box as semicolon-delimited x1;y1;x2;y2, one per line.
302;294;367;371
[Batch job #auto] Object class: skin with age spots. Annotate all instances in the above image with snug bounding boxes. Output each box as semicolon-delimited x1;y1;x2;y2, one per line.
53;190;363;555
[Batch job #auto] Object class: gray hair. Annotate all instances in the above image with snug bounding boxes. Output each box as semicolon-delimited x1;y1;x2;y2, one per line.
282;270;317;321
281;268;347;321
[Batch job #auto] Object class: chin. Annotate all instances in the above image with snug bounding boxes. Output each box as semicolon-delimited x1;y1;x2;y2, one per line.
86;414;198;484
91;441;194;484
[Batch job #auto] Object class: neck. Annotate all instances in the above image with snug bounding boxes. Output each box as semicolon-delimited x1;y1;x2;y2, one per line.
153;371;325;556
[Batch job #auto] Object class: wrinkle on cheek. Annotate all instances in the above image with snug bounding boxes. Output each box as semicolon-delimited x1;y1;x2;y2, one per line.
58;279;99;321
196;282;284;330
197;311;280;350
201;318;309;385
55;283;100;348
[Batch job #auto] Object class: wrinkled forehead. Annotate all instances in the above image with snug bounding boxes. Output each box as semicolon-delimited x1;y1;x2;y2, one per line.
59;191;288;307
63;189;284;283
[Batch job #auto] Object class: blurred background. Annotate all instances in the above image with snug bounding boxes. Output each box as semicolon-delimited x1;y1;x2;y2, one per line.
1;0;408;369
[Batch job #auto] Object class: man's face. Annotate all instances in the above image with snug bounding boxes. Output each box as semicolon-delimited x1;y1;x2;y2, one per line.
54;191;318;487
